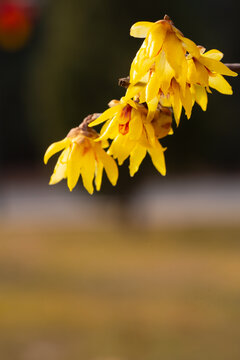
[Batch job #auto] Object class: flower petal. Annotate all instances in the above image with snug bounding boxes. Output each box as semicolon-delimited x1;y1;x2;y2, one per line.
194;84;208;111
95;161;103;191
148;140;166;175
180;85;193;119
97;115;118;141
187;58;198;84
97;145;118;186
125;83;146;100
144;122;156;147
66;143;83;191
147;96;159;121
80;147;96;194
130;57;155;84
171;79;182;125
156;50;175;95
146;24;167;58
202;49;223;61
209;73;233;94
159;93;171;107
44;138;70;164
108;135;134;166
108;135;122;158
118;140;135;165
49;147;70;185
129;109;143;140
145;71;160;102
195;60;209;86
125;98;138;110
200;56;238;77
129;144;147;177
163;32;187;88
178;35;200;59
89;106;119;127
130;21;154;38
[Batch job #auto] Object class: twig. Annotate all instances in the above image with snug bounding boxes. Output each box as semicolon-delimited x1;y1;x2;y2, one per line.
79;113;101;129
118;63;240;89
118;76;130;88
66;113;101;139
224;63;240;73
80;62;240;130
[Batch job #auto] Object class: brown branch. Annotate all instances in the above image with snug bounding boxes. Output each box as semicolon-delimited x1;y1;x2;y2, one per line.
224;63;240;73
66;113;101;139
79;113;101;128
77;62;239;133
118;63;240;89
118;76;130;88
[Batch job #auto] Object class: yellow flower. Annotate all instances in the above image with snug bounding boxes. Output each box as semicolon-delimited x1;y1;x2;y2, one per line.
108;130;166;177
89;97;143;142
129;18;189;89
127;75;191;125
90;98;172;176
128;17;237;124
186;47;237;111
44;126;118;194
151;107;173;139
127;18;196;123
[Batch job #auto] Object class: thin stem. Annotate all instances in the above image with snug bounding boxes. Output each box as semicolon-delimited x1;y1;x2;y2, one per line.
118;63;240;89
80;63;240;128
79;113;101;129
118;76;130;88
224;63;240;73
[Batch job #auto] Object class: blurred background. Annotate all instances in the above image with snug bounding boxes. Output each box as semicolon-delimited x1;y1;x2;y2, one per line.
0;0;240;359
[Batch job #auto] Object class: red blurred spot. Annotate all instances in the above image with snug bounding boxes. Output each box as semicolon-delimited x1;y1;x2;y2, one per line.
0;1;33;51
0;3;27;30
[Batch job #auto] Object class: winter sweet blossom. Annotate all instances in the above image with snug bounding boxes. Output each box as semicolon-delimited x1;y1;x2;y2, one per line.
44;15;238;192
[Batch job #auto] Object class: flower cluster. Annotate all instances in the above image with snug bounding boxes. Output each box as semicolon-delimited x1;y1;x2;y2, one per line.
44;124;118;194
89;97;171;177
44;15;237;193
127;17;237;124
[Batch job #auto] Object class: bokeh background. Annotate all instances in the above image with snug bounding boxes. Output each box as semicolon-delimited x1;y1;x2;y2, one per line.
0;0;240;359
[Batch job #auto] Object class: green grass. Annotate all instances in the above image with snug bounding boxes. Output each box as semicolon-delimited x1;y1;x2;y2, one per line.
0;226;240;360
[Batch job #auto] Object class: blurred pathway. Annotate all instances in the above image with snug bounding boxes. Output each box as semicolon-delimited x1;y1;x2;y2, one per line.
1;174;240;228
130;175;240;228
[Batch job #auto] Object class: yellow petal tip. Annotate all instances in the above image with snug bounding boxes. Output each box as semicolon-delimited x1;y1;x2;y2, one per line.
49;178;55;185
